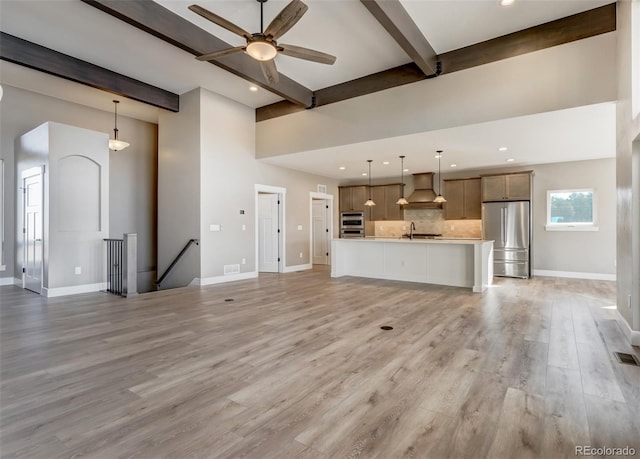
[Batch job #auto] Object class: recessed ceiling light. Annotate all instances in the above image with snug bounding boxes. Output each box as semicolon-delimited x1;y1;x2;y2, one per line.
434;154;442;159
498;146;508;152
249;86;258;92
339;166;346;170
450;164;457;168
362;172;368;176
403;168;409;172
506;158;515;162
383;161;390;165
500;0;514;6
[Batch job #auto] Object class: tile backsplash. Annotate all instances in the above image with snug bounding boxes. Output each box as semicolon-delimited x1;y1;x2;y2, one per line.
372;208;482;238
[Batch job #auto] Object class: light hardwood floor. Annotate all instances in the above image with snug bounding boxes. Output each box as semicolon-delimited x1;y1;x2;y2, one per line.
1;267;639;458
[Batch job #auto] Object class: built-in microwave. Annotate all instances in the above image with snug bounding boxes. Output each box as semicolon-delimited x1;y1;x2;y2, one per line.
340;212;364;229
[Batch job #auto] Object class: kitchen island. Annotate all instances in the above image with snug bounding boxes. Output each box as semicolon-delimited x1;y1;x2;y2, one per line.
331;238;494;292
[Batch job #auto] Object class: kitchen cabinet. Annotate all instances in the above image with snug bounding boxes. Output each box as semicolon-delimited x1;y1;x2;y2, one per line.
481;172;532;202
368;184;403;220
443;178;481;220
339;186;368;212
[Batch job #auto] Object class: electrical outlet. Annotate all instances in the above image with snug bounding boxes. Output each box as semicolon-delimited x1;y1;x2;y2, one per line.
242;224;246;231
74;266;81;275
402;226;406;231
241;258;246;265
299;252;303;258
450;225;455;231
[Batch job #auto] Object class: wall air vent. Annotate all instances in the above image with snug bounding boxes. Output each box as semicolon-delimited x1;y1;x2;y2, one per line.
224;264;240;275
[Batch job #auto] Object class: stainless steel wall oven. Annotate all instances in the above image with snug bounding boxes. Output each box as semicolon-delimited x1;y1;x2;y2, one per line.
340;212;365;238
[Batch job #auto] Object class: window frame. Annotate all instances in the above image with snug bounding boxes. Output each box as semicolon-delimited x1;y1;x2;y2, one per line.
545;188;599;232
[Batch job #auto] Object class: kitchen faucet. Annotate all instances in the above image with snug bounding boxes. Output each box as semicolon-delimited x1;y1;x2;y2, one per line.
410;222;416;240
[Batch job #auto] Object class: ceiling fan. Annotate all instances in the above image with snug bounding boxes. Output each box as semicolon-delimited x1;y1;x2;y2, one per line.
189;0;336;84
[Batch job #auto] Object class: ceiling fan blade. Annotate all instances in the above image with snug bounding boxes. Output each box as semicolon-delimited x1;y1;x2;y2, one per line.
278;44;336;65
196;46;245;61
260;59;279;84
188;4;252;40
264;0;308;40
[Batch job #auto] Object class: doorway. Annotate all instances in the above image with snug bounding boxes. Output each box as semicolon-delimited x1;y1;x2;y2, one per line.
255;185;285;274
310;192;334;266
22;166;44;294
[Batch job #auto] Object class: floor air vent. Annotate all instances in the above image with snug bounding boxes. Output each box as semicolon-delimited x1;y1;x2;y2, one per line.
613;352;640;366
380;326;393;331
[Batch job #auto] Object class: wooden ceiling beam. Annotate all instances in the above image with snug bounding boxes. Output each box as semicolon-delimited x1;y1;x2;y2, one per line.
438;3;616;74
81;0;313;107
257;3;616;122
360;0;438;76
0;32;180;112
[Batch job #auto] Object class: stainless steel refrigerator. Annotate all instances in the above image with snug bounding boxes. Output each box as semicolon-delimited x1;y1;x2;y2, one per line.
482;201;531;278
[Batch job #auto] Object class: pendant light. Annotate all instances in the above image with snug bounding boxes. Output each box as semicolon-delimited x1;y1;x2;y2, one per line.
108;100;130;151
364;159;376;206
433;150;447;203
396;155;409;205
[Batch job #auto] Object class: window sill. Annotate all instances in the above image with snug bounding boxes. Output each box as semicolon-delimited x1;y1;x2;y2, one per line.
545;225;599;232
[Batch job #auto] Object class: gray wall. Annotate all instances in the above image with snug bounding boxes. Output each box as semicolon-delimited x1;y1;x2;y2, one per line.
0;85;158;291
157;89;201;290
257;33;616;158
158;88;339;284
16;122;109;292
615;1;640;330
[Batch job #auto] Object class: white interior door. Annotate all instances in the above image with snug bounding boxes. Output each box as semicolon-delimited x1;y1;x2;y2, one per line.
23;167;43;294
258;193;279;272
312;199;329;265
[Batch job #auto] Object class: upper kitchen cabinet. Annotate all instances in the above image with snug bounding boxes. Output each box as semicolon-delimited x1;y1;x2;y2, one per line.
481;172;532;202
368;184;403;220
444;178;481;220
339;186;368;213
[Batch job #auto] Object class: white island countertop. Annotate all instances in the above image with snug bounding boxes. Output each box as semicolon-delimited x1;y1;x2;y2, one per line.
331;237;494;292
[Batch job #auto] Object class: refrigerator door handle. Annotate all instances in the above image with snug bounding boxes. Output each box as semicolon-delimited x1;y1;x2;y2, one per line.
500;207;505;245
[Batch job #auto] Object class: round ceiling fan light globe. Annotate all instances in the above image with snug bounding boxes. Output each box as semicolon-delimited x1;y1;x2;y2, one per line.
246;41;277;61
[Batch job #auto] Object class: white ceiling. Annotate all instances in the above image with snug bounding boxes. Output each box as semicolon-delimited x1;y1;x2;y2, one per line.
0;0;616;180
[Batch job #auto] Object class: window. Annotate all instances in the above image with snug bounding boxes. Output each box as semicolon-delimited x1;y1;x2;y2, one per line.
546;189;598;231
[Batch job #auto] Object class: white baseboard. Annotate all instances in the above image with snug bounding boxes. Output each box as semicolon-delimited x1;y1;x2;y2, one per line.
283;263;312;273
616;310;640;346
42;282;107;298
193;271;258;286
533;269;616;281
0;277;21;287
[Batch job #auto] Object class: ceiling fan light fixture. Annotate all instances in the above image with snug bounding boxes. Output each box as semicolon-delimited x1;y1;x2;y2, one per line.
246;40;277;61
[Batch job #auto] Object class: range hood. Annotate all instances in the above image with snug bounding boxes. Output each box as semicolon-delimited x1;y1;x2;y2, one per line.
406;173;442;208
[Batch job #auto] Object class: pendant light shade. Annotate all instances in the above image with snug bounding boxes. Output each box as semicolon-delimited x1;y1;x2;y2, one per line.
109;100;130;151
396;155;409;205
433;150;446;203
364;159;376;206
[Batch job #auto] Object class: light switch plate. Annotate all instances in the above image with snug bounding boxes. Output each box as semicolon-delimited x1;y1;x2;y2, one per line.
75;266;82;275
210;224;221;232
297;225;303;231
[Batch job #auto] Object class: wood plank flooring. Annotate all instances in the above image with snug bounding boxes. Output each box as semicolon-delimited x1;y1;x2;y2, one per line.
1;267;639;458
